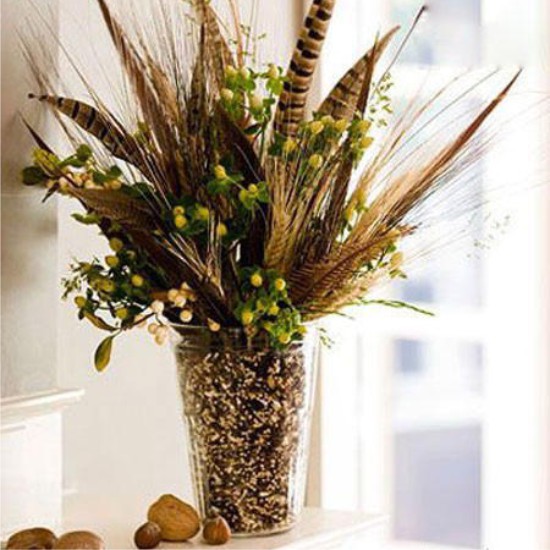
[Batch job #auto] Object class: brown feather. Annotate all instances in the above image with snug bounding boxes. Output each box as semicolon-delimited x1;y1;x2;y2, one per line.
69;188;157;230
318;26;400;121
30;95;140;160
274;0;336;137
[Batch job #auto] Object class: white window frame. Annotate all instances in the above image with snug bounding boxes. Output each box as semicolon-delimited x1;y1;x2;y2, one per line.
313;1;550;549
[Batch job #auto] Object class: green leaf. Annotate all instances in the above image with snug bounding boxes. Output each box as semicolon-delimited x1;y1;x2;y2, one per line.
359;299;435;317
21;166;47;186
76;144;93;162
107;165;123;179
84;312;117;332
94;335;116;372
72;212;101;225
244;123;262;135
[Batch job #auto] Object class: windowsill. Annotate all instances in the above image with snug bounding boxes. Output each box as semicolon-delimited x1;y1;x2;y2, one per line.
1;389;84;430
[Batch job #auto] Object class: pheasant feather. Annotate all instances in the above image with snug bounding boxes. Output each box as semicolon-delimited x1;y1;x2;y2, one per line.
274;0;336;137
318;26;400;121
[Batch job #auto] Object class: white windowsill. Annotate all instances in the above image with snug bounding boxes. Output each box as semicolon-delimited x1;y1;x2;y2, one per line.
1;388;85;430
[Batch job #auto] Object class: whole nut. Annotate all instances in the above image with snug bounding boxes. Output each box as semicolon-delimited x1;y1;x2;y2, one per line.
7;528;57;549
134;522;162;549
147;494;200;542
202;517;231;546
53;531;105;549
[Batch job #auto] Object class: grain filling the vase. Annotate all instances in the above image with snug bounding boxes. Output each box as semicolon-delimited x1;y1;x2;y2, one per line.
174;327;318;537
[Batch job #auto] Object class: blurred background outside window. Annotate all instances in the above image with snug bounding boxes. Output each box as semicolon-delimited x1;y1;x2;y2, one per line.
318;1;550;549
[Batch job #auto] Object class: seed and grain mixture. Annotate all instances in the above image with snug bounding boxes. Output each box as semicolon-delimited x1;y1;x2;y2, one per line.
175;331;316;535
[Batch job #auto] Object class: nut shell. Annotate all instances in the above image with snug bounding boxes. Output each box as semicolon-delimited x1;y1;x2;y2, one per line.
147;494;200;542
134;522;162;549
7;528;57;549
202;517;231;546
53;531;105;549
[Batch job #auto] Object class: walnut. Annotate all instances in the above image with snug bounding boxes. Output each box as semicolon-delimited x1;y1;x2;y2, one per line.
133;522;161;549
7;528;57;549
147;494;200;541
53;531;104;549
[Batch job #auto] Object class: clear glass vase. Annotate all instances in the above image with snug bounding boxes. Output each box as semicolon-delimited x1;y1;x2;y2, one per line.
174;326;319;537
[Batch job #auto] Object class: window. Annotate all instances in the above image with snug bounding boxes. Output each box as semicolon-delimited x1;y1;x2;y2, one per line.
318;0;550;549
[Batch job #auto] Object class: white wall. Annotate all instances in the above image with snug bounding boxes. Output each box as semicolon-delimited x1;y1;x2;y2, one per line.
1;0;59;398
55;0;303;501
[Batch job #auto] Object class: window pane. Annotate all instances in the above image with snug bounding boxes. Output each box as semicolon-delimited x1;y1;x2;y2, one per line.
393;339;484;548
391;0;482;66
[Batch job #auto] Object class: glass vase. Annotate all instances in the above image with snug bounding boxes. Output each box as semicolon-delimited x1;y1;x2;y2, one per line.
174;326;319;537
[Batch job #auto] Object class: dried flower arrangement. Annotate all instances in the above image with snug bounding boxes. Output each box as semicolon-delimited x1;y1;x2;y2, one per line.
22;0;519;370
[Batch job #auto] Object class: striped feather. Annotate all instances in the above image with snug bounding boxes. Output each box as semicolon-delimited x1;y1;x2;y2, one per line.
29;94;143;167
196;1;235;89
318;26;399;121
274;0;336;137
69;188;157;230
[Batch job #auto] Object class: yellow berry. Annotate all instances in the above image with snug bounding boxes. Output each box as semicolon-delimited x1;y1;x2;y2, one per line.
105;255;119;268
196;206;210;221
74;296;87;309
174;214;188;229
109;179;122;191
250;272;263;288
268;304;280;316
308;154;323;169
179;309;193;323
274;278;286;292
239;189;249;203
359;136;374;149
239;67;250;79
335;119;348;133
241;310;254;326
309;120;325;135
109;238;124;252
100;280;116;293
116;308;129;320
150;300;164;315
283;139;297;154
148;323;160;335
248;184;259;197
217;223;228;238
357;119;372;133
249;94;263;110
225;65;238;79
154;332;167;346
173;205;185;216
321;115;335;126
278;332;291;345
221;88;234;102
168;289;180;303
214;165;227;180
131;274;145;288
208;319;221;332
174;294;187;308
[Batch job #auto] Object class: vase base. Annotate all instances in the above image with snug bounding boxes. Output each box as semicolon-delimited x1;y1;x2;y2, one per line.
231;520;297;538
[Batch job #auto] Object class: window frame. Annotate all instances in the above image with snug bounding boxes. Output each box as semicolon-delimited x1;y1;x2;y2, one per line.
314;1;550;548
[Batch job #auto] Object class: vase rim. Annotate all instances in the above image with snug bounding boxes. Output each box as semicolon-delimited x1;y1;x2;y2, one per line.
169;322;319;351
168;320;318;335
